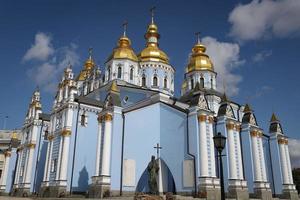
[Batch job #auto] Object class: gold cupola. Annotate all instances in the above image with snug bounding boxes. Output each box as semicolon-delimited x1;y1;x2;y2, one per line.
139;11;169;64
185;35;214;73
77;48;95;81
107;22;138;62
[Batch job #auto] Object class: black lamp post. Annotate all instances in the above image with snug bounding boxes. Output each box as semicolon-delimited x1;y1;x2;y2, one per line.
213;132;227;200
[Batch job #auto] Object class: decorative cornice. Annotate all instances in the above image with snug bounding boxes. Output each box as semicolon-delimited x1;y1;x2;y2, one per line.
226;123;235;130
97;115;103;123
104;113;113;122
208;116;214;124
198;114;207;122
4;151;11;157
27;143;36;149
278;137;288;145
250;130;263;138
47;135;55;141
61;129;71;137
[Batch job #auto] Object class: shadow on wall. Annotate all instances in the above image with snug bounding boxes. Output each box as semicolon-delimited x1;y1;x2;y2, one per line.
76;166;89;192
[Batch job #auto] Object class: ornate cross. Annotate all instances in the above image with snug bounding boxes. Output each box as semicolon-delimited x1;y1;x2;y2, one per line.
195;32;201;44
88;47;93;57
122;20;128;36
150;6;156;23
154;143;162;159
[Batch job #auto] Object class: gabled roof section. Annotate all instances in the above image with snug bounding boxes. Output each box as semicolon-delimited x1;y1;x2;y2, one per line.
217;93;235;119
242;104;258;126
269;113;283;134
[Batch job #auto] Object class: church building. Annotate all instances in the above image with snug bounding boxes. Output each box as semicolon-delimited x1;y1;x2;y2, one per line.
0;13;298;200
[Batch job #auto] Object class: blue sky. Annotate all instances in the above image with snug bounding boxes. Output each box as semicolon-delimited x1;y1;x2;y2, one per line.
0;0;300;146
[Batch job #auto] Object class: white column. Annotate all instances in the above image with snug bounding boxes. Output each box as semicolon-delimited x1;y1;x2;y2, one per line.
258;134;267;182
251;131;262;182
24;144;35;185
100;113;113;181
59;131;71;184
235;127;244;180
227;123;237;179
198;114;208;177
0;152;11;190
14;151;21;185
45;139;54;184
95;116;103;176
285;143;293;184
55;136;63;180
279;139;289;184
208;116;216;177
43;138;52;182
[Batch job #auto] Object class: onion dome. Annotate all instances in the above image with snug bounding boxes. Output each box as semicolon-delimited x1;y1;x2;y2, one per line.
139;17;169;64
77;48;95;81
185;36;214;73
107;24;138;62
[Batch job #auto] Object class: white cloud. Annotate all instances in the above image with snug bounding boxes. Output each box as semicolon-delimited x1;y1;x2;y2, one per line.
23;32;54;61
24;32;80;93
289;139;300;168
202;36;244;96
228;0;300;41
252;50;273;62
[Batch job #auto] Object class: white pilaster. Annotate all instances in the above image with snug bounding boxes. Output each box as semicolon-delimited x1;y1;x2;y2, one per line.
227;123;237;180
208;117;216;177
100;113;113;183
0;152;11;190
285;144;293;184
24;144;35;186
59;131;71;184
235;128;244;179
251;131;262;182
258;135;267;181
198;114;208;177
95;116;103;176
279;141;289;184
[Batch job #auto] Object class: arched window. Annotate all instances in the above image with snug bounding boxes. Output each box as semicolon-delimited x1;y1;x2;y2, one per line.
200;77;204;88
80;112;87;126
142;75;146;87
191;78;194;89
130;67;134;80
153;76;158;87
164;77;167;88
211;78;213;89
117;66;122;78
108;68;111;81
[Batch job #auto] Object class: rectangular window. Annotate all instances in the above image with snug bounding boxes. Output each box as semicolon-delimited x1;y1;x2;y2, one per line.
51;159;57;173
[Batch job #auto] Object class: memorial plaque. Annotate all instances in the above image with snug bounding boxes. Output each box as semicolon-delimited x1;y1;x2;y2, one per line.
183;160;194;187
123;159;136;187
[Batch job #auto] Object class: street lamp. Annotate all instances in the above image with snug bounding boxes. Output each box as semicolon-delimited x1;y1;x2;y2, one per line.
213;132;227;200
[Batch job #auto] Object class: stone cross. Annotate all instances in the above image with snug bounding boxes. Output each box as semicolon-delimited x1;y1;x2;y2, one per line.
154;143;162;159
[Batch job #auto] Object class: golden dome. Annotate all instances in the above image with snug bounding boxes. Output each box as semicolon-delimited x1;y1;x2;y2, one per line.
77;49;95;81
139;22;169;64
84;55;95;71
185;42;214;73
107;36;138;62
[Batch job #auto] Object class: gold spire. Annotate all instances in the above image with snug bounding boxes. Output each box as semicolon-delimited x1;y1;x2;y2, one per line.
185;32;214;73
77;48;95;81
109;80;120;93
244;104;252;113
11;131;18;139
139;7;169;64
84;47;95;70
271;113;279;122
107;21;138;62
221;93;228;102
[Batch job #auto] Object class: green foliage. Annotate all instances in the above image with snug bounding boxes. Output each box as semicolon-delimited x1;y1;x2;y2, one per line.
292;168;300;194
